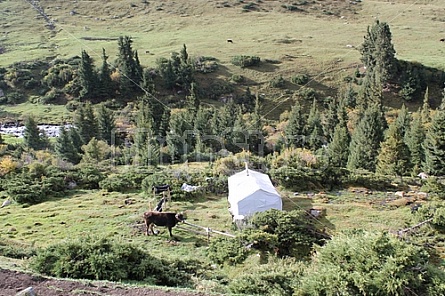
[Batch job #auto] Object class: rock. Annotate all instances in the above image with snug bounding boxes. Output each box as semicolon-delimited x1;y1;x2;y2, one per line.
16;286;37;296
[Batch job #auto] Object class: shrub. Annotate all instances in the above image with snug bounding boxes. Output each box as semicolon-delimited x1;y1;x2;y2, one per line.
231;55;260;68
207;237;251;265
29;236;196;287
297;231;445;295
0;240;36;259
291;74;309;85
72;164;105;189
231;74;244;83
269;75;286;88
297;87;316;100
229;259;305;295
194;56;218;73
4;91;25;104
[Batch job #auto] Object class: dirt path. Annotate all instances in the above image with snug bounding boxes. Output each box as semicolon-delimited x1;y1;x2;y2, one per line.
0;268;210;296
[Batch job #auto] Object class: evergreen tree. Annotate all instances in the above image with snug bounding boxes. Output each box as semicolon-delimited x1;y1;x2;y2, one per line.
376;119;410;178
97;104;116;145
74;102;98;145
97;48;114;100
394;103;410;138
423;109;445;175
116;36;143;96
357;68;383;110
247;95;265;155
185;82;200;118
405;111;425;174
166;110;194;161
305;99;324;150
360;20;397;84
23;116;47;150
69;127;83;156
347;103;386;171
421;86;431;125
78;50;98;101
322;97;339;142
326;120;350;168
284;101;306;148
81;137;110;163
55;126;81;164
133;99;159;166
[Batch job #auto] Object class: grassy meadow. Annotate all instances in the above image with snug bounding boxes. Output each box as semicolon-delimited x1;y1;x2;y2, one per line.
0;0;444;293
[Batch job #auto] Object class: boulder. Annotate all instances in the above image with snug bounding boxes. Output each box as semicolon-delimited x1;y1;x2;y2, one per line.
16;287;37;296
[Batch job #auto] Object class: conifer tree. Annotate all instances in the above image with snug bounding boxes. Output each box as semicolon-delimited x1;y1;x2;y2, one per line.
347;103;386;171
305;99;324;150
78;50;98;101
97;48;114;100
23;116;48;150
326;120;350;168
322;97;339;142
116;36;143;96
74;102;98;145
423;109;445;176
394;103;410;138
69;127;83;156
284;101;306;148
55;126;81;164
185;82;200;118
405;111;425;174
376;119;410;178
97;104;116;145
133;99;159;166
360;20;397;84
420;87;431;125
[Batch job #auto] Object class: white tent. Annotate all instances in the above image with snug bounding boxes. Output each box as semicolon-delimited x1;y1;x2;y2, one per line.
228;168;282;220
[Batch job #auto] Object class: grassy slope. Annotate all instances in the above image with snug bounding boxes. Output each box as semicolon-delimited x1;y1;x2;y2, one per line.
0;0;444;289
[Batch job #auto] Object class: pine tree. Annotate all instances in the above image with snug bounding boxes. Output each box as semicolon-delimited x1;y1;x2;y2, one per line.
133;99;159;166
97;104;116;145
69;127;83;156
376;120;410;178
347;103;386;171
55;126;80;164
394;103;410;138
74;102;98;145
185;82;200;118
116;36;143;96
405;111;425;174
423;109;445;176
97;48;114;100
322;97;339;142
326;120;350;168
78;50;98;101
305;99;324;150
23;116;47;150
360;20;397;84
420;86;431;125
284;101;306;148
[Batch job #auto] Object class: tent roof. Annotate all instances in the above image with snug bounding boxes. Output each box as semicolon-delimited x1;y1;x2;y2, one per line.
228;169;280;203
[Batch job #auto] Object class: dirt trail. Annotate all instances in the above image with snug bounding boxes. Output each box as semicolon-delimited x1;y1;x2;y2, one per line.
0;268;209;296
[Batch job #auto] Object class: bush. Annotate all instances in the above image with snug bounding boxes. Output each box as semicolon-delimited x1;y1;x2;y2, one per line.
72;164;105;189
297;231;445;295
207;237;251;265
297;87;316;100
291;74;309;85
194;56;218;73
269;75;286;88
231;55;260;68
29;236;197;287
229;259;305;295
231;74;244;83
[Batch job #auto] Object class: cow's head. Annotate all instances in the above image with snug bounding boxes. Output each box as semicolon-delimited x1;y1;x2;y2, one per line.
175;213;185;222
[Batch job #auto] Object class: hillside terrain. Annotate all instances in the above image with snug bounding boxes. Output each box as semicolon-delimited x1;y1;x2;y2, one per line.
0;1;445;295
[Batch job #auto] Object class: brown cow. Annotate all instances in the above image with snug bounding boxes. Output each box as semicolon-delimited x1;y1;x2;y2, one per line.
143;211;184;237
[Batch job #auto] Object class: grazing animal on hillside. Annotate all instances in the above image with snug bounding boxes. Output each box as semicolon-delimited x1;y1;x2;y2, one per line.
440;38;445;42
143;211;184;237
227;39;233;43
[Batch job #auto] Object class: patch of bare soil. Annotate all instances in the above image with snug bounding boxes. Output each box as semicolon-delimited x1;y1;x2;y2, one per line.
0;268;210;296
